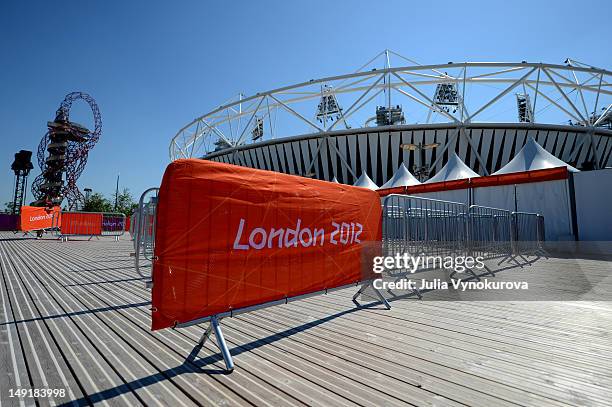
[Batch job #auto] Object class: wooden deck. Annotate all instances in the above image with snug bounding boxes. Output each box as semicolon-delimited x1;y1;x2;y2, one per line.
1;232;612;406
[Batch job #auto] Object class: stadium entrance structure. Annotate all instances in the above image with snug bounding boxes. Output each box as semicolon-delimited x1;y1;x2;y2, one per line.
170;51;612;185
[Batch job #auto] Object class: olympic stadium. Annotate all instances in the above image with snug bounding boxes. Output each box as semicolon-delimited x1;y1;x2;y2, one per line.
170;51;612;186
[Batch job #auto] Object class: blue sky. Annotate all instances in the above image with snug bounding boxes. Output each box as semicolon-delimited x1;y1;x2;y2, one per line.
1;0;610;207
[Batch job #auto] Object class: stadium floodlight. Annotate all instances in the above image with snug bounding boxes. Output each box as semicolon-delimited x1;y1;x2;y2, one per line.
315;85;347;128
434;83;460;113
252;116;264;141
516;93;534;123
376;105;405;126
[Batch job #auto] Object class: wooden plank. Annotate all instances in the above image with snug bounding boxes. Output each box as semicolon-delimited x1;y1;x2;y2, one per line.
263;301;607;406
12;237;324;406
5;240;197;407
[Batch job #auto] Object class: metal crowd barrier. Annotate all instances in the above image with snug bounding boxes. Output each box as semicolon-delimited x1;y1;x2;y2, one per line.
133;188;159;287
102;213;127;237
54;211;126;241
129;213;136;238
468;205;513;260
511;211;547;258
383;195;468;259
381;194;546;282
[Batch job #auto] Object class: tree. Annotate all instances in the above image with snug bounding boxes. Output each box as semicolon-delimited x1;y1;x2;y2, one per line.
111;188;138;216
82;192;112;213
79;188;137;216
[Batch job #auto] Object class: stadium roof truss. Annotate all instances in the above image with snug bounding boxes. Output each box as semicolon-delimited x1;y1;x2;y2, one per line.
170;51;612;175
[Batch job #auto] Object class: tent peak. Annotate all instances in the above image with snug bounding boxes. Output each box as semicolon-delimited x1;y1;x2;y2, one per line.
381;163;421;188
353;171;378;190
425;152;479;183
493;136;578;175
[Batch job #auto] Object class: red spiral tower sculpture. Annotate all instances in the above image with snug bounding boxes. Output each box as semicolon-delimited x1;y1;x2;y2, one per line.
31;92;102;209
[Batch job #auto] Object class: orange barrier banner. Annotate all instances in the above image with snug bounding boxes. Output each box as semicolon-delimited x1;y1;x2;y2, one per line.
60;212;103;236
19;206;60;231
151;159;382;330
377;166;569;196
469;166;568;188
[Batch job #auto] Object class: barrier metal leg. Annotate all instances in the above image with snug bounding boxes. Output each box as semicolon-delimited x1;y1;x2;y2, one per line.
450;267;482;281
190;316;234;372
198;323;214;347
479;263;495;277
211;316;234;372
352;280;391;310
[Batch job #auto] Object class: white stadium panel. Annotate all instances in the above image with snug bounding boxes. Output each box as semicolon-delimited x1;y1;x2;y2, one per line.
284;143;295;174
535;129;547;146
307;139;320;178
457;130;469;167
265;146;276;171
390;131;400;172
598;136;612;167
479;129;494;172
400;131;412;168
433;128;449;173
574;138;591;167
553;131;566;158
368;133;379;184
243;148;253;167
255;148;266;170
346;134;357;182
320;138;330;181
379;132;390;183
291;141;303;174
336;135;349;182
357;133;369;178
274;144;286;173
326;137;338;180
544;130;557;152
422;130;434;166
468;128;482;169
491;129;506;172
514;129;528;160
500;129;515;167
299;140;311;174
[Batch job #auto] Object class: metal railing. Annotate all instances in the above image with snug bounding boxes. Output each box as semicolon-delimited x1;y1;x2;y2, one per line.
468;205;513;260
511;211;547;257
381;194;546;279
133;188;159;287
383;195;469;260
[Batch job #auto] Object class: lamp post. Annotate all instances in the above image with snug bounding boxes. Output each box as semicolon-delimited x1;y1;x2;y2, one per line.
400;142;440;182
114;173;120;211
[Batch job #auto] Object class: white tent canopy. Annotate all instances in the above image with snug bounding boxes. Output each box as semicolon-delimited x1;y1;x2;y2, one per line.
381;163;421;188
493;136;579;175
425;152;480;183
331;176;339;183
353;171;378;190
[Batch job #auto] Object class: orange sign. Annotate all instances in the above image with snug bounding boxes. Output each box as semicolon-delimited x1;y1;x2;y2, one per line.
151;159;382;330
19;206;61;231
